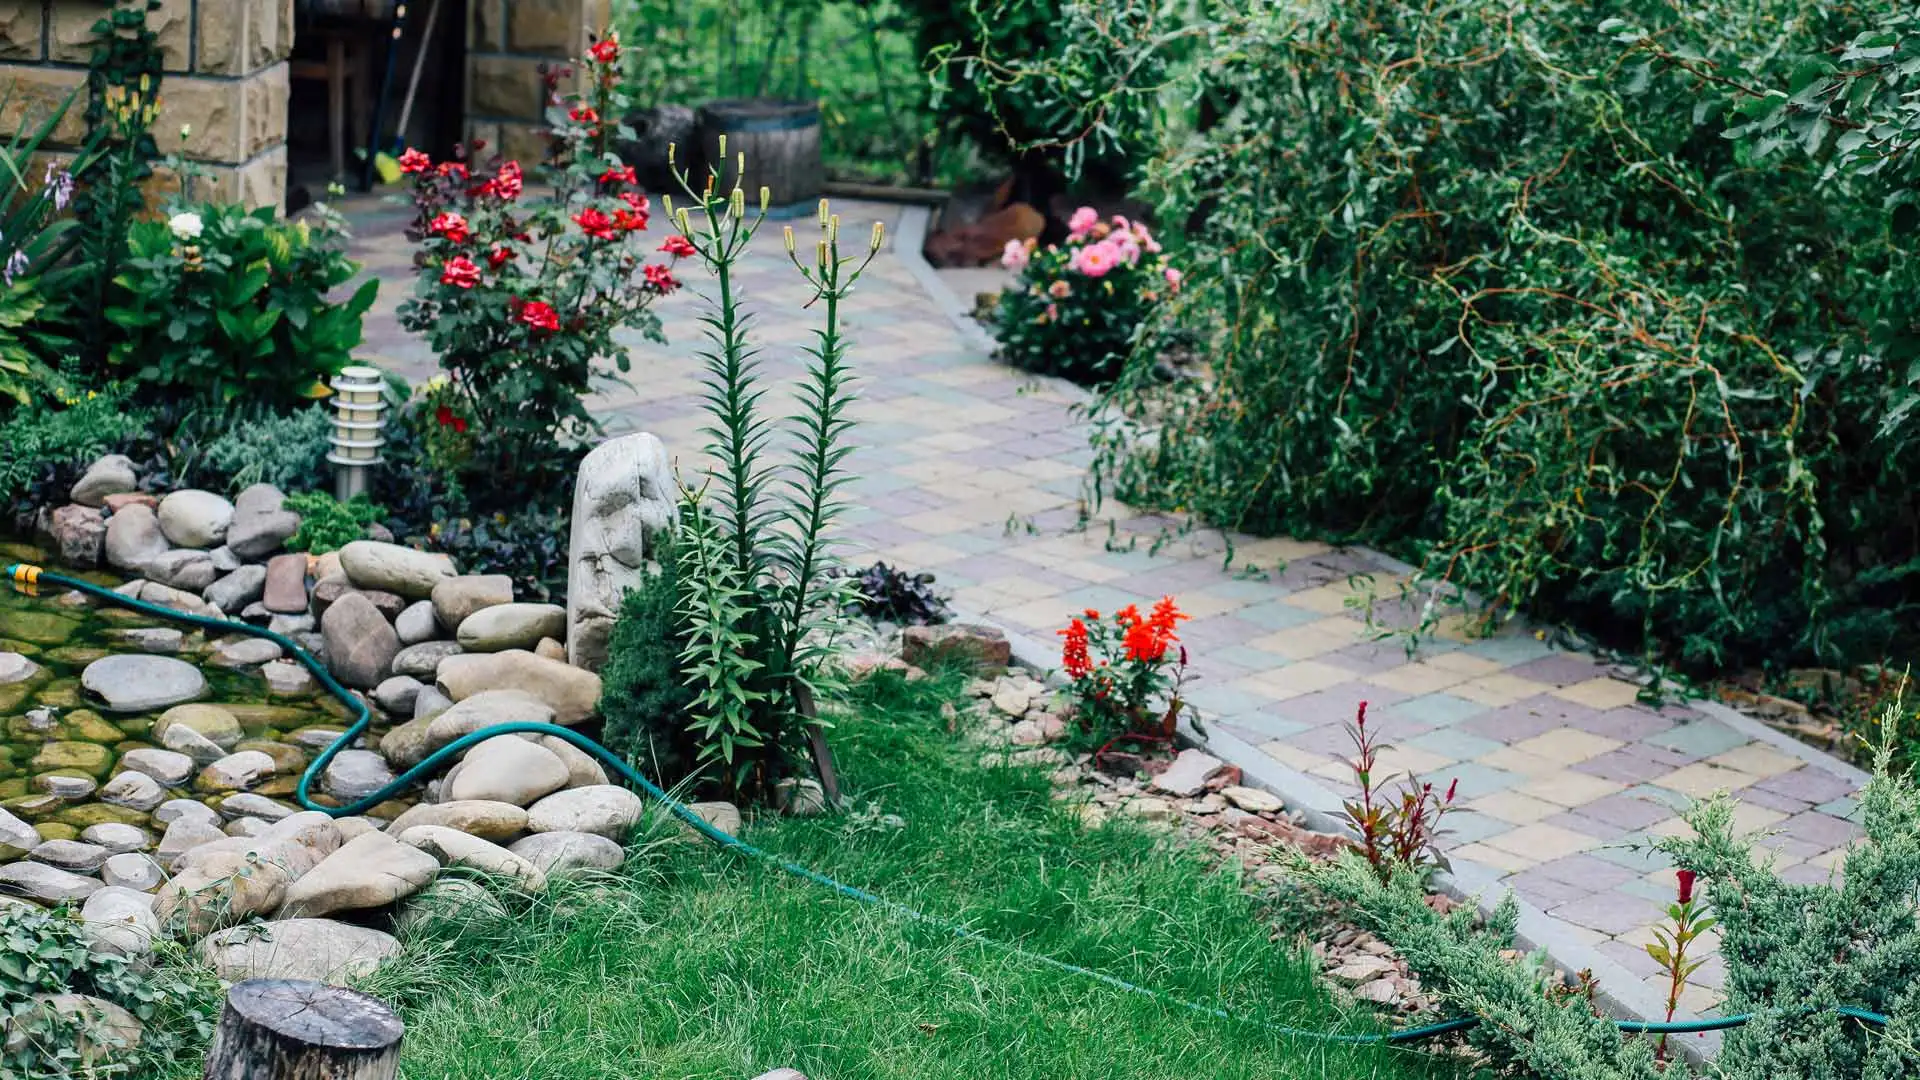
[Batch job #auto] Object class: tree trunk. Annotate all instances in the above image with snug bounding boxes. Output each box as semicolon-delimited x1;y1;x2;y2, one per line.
203;979;404;1080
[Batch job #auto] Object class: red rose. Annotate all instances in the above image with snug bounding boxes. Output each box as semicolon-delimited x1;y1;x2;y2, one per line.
518;299;561;331
659;235;696;258
613;208;649;233
492;161;523;200
440;255;481;289
573;207;616;240
398;148;431;174
1676;869;1696;905
429;212;470;244
620;191;649;212
599;165;638;187
589;37;620;64
435;405;455;427
452;417;469;434
435;161;468;181
642;264;679;293
487;245;514;269
569;105;599;125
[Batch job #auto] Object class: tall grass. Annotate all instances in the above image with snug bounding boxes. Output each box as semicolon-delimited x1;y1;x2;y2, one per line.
360;672;1463;1080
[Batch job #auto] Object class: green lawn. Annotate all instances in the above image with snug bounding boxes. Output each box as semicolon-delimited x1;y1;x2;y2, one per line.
360;672;1464;1080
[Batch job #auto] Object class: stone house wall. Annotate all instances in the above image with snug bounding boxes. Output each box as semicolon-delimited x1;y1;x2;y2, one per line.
0;0;291;209
465;0;606;165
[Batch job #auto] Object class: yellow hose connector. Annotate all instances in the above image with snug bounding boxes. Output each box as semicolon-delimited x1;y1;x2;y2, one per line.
6;563;42;585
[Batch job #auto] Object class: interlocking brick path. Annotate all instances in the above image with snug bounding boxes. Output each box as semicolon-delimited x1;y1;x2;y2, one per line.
341;195;1862;1015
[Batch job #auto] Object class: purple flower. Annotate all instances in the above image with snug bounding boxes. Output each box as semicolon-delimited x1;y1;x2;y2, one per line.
3;249;27;284
42;162;72;211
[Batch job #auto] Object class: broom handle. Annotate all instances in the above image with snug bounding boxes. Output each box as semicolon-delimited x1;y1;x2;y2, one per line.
393;0;442;147
360;0;409;190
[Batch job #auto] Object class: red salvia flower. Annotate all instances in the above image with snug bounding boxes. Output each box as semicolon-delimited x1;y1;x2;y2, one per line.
398;147;431;173
574;207;617;240
1059;618;1092;679
439;255;481;289
517;299;561;331
659;234;696;257
1148;595;1188;638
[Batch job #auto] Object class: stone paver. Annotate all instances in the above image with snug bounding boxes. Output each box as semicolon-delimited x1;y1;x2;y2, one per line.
340;194;1863;1013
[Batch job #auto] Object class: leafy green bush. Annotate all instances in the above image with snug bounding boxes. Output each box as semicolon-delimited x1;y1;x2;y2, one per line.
1002;0;1920;672
995;210;1180;385
598;541;698;783
0;902;216;1080
0;388;147;507
284;492;384;554
104;201;376;408
194;405;331;492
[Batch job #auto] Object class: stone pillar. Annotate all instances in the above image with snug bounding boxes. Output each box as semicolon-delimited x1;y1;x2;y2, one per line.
465;0;608;165
0;0;292;210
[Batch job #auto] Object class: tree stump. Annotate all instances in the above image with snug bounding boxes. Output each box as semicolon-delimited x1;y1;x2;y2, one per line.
203;979;404;1080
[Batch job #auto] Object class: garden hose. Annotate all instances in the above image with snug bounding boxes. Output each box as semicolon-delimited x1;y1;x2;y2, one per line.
2;562;1898;1049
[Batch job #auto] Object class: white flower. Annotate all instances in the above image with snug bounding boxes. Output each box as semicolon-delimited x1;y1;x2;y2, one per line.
168;212;203;240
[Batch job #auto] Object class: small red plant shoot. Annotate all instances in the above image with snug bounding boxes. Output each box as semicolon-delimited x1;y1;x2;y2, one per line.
1342;700;1458;880
1646;868;1714;1061
1057;597;1194;743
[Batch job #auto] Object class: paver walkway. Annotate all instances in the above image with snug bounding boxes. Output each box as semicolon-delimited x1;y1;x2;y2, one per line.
339;194;1863;1016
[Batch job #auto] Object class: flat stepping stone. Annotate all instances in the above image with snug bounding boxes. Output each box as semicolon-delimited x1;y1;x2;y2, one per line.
80;655;208;713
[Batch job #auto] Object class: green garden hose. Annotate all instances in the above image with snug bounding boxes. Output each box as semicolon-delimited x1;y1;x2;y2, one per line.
3;561;1896;1049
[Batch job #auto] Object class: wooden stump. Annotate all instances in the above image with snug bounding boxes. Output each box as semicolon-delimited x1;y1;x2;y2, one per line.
203;979;404;1080
697;99;824;218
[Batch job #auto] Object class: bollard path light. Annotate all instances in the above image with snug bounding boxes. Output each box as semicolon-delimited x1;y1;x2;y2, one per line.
327;366;387;502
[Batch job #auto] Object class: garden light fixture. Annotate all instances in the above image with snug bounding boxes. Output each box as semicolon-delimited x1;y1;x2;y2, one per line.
327;365;387;501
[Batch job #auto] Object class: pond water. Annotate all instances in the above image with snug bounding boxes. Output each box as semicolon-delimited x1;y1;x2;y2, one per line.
0;537;390;849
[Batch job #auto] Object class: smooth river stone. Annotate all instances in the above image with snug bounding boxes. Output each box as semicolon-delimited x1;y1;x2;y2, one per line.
80;655;208;713
455;603;567;653
338;541;457;599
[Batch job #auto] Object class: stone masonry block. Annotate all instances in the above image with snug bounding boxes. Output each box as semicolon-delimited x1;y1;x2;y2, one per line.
52;0;191;72
468;55;548;121
0;64;88;148
196;0;293;75
0;1;44;62
469;0;505;51
156;62;287;165
151;144;286;211
506;0;583;55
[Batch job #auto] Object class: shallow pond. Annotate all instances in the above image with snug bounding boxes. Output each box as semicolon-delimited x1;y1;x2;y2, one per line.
0;537;384;849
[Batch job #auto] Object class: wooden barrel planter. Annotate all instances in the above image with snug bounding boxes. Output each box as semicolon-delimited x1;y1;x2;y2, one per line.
696;99;824;219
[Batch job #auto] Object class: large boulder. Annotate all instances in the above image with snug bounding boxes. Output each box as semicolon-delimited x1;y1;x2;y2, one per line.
565;433;676;671
38;504;107;568
80;886;159;957
81;655;207;713
103;504;168;573
144;549;218;592
437;650;601;726
508;831;624;874
198;918;400;983
320;591;399;689
157;489;234;549
384;800;528;842
525;785;645;840
226;484;301;559
430;574;514;632
338;540;456;599
445;735;569;806
423;689;553;752
456;602;567;652
398;825;546;891
0;861;101;903
277;830;440;918
69;455;137;507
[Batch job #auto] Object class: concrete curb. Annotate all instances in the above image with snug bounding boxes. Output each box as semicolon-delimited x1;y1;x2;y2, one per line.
894;206;1001;358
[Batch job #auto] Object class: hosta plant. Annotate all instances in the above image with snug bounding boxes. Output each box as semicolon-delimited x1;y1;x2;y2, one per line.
396;32;690;481
667;160;879;803
994;208;1180;385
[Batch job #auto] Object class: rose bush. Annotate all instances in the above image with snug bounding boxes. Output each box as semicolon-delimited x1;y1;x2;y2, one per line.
993;208;1179;385
397;32;691;482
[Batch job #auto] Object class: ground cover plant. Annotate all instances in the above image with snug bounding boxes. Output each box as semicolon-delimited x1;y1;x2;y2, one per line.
971;0;1920;679
364;670;1471;1080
